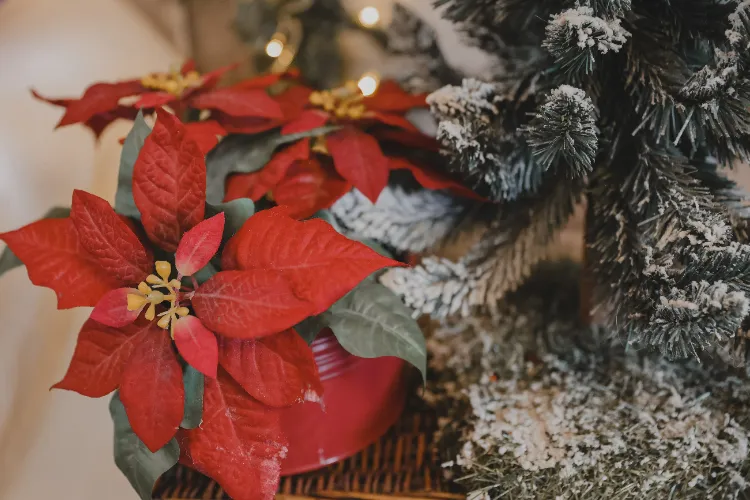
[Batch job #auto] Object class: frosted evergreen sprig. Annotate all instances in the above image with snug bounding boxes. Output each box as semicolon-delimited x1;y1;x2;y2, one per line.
329;187;470;253
382;179;581;318
522;85;598;176
428;79;546;201
543;7;630;75
427;78;500;121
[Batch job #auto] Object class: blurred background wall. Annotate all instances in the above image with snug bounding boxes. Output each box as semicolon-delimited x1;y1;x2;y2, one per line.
0;0;178;498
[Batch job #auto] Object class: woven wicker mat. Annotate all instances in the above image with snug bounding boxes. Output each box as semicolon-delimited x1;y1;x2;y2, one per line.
153;391;464;499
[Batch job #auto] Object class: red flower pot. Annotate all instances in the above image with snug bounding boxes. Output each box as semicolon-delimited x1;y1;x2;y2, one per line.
279;330;407;475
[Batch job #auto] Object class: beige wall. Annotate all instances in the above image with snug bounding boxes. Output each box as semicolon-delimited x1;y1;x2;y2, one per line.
0;0;179;498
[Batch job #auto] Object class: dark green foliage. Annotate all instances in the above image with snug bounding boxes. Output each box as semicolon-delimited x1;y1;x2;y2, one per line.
523;85;598;175
396;0;750;361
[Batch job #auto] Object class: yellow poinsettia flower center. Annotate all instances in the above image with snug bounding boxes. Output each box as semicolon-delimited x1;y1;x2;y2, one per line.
127;261;189;334
141;67;203;96
309;81;366;120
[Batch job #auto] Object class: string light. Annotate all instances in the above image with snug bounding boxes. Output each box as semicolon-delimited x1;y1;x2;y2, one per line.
357;72;380;96
358;6;380;27
265;38;284;58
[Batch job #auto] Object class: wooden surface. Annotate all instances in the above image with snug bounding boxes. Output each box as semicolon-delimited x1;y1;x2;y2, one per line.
154;391;463;499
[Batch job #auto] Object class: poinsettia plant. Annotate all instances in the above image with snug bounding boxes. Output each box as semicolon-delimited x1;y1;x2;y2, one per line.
223;78;481;218
31;60;292;151
0;110;427;499
32;59;480;220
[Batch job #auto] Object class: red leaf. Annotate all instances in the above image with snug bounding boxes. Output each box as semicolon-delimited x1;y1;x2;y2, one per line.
192;270;314;339
219;329;322;407
211;113;280;135
0;217;121;308
134;92;176;109
132;110;207;251
327;128;389;203
275;86;314;121
190;88;284;119
365;111;420;132
281;109;329;135
54;80;144;128
362;80;427;113
52;319;153;397
197;63;239;91
179;372;286;500
273;159;351;220
184;120;226;155
90;287;142;327
231;70;299;90
70;190;153;284
224;139;310;202
181;60;197;74
120;328;184;452
389;157;485;200
173;316;219;378
222;207;402;313
175;213;224;276
32;89;140;138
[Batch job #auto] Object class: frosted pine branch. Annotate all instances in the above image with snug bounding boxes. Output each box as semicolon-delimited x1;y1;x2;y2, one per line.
428;79;500;121
329;187;469;253
428;79;545;201
522;85;598;176
543;7;630;75
635;281;749;359
382;180;581;318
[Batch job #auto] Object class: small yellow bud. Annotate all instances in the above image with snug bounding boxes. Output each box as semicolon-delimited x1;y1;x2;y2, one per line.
127;294;147;311
335;106;348;118
137;282;151;294
155;261;172;281
312;136;329;155
185;71;201;83
176;307;190;317
169;279;182;290
165;80;179;95
147;290;165;304
309;92;324;106
145;303;157;321
348;105;365;120
146;274;162;285
157;314;171;329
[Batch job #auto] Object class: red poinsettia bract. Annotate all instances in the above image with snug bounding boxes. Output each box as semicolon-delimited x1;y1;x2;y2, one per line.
225;79;480;213
0;110;401;499
31;60;284;141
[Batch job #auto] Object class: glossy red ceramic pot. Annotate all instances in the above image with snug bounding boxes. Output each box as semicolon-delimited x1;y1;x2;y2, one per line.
279;330;407;475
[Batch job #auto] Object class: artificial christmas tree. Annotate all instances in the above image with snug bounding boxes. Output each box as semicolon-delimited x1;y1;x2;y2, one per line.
337;0;750;363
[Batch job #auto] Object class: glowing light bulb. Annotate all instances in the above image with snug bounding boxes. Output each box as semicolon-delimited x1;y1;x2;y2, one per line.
358;73;379;96
358;6;380;27
265;39;284;58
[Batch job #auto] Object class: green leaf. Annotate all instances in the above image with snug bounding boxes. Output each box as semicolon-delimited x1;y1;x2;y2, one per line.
181;366;204;429
115;112;151;218
206;198;255;241
193;261;219;285
326;283;427;382
110;392;179;500
205;126;340;204
0;206;71;279
294;315;327;345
